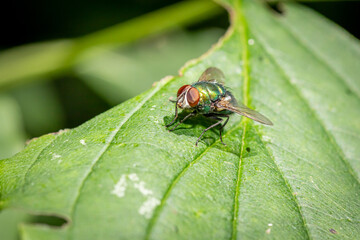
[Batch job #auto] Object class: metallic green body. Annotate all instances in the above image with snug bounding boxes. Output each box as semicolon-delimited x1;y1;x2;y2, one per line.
192;82;227;114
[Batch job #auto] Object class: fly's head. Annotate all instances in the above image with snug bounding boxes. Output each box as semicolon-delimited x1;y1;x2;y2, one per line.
176;85;200;109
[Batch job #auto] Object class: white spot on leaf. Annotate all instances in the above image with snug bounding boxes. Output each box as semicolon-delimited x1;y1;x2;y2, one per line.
111;175;127;198
266;223;273;234
235;67;242;74
52;154;61;160
80;139;86;145
310;176;314;183
290;78;297;84
150;105;157;111
134;181;153;196
138;197;160;219
111;173;160;219
248;39;255;45
224;161;234;166
128;173;139;182
262;135;271;142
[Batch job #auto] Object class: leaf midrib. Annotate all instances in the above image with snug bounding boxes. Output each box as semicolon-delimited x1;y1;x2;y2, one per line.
231;1;312;239
230;1;248;239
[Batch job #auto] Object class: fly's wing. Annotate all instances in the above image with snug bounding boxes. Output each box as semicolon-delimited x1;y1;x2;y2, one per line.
216;97;273;125
198;67;225;84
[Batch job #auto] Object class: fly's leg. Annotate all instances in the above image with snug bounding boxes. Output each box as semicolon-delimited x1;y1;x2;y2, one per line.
197;114;229;146
166;101;179;127
218;115;230;145
196;117;224;146
168;112;196;131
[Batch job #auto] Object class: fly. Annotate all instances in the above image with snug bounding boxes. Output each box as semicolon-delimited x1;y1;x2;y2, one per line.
166;67;273;146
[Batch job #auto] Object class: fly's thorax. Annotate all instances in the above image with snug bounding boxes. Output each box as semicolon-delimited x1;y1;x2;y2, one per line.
192;82;226;109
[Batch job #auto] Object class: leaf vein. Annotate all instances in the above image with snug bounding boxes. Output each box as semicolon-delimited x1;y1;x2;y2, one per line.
252;23;360;238
231;123;246;240
145;125;242;239
22;136;60;193
254;30;360;185
255;128;312;240
278;11;360;100
68;79;171;228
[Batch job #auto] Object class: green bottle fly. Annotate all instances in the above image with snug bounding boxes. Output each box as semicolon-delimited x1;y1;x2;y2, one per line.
166;67;273;146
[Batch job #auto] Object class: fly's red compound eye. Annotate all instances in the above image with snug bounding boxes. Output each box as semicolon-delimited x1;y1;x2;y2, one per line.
187;87;200;107
177;85;191;97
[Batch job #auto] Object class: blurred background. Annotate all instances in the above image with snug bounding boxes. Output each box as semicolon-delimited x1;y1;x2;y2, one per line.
0;0;359;239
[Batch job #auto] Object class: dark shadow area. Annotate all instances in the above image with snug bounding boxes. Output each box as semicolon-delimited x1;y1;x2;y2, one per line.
163;111;224;146
164;111;245;156
265;1;360;40
304;1;360;39
345;88;354;96
0;0;184;49
266;2;285;16
54;75;112;129
187;9;228;32
30;214;68;227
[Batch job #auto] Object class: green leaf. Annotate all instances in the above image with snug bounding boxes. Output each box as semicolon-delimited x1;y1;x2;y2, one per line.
0;95;26;159
1;0;360;239
10;81;65;137
0;208;31;240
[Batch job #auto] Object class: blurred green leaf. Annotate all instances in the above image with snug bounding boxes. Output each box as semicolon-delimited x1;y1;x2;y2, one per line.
0;1;222;90
1;0;360;239
10;82;64;137
0;208;31;240
0;95;26;159
0;41;73;90
20;224;66;240
76;29;224;104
